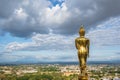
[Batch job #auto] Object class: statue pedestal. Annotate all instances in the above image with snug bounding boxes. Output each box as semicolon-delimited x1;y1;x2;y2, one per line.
78;75;88;80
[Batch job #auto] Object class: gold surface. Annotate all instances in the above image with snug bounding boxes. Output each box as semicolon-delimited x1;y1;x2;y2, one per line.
78;75;88;80
75;25;90;79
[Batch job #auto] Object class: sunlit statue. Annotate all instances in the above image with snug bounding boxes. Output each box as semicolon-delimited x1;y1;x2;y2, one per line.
75;25;90;80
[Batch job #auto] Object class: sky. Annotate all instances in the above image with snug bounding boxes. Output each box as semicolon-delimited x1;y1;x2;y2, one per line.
0;0;120;63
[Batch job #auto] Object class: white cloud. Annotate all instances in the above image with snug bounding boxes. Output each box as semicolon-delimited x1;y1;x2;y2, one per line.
14;8;28;20
1;0;120;37
5;33;76;52
41;3;70;25
4;16;120;53
87;17;120;46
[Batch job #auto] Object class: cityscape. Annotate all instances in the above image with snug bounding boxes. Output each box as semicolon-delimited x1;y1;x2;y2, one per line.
0;64;120;80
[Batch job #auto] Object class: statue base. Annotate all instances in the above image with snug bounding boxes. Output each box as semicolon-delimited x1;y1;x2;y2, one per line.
78;75;88;80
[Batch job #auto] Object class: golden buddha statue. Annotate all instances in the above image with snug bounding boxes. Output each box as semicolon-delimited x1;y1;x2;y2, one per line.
75;25;90;80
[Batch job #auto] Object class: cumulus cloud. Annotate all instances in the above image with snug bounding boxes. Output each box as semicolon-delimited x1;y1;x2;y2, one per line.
4;16;120;53
87;17;120;46
41;3;70;25
5;33;76;52
1;0;50;37
0;0;23;18
53;0;120;35
0;0;120;37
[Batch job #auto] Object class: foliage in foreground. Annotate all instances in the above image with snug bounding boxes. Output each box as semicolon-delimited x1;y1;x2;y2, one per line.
0;73;78;80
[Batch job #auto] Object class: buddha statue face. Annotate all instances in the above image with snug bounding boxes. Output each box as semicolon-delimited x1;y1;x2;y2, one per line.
79;27;85;37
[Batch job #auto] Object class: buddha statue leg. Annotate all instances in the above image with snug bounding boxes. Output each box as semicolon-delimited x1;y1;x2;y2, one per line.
78;53;87;75
81;57;86;75
78;53;81;67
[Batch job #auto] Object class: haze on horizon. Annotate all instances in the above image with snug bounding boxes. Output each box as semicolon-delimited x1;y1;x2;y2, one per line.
0;0;120;64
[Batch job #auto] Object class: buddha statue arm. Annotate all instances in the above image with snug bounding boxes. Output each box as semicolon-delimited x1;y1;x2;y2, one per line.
87;40;90;57
75;39;78;49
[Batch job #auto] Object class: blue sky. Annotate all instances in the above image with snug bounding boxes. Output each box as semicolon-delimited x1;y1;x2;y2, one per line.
0;0;120;63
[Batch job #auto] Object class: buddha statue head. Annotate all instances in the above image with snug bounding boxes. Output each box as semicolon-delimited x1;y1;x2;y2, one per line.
79;25;85;37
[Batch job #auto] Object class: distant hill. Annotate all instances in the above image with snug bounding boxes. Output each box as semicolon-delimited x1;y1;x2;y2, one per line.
0;60;120;66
